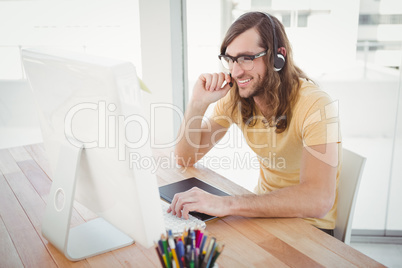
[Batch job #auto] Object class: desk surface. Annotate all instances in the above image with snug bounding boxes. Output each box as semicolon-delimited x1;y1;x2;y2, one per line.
0;144;384;267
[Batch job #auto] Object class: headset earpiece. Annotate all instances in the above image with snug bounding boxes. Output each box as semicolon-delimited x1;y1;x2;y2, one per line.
274;53;285;72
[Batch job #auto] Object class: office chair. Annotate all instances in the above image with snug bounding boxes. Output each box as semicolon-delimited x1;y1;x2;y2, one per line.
334;148;366;244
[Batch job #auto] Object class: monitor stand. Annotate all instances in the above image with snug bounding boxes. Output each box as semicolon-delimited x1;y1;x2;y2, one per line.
41;142;134;261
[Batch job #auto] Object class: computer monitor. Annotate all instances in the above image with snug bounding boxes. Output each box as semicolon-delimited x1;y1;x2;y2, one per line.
21;48;165;261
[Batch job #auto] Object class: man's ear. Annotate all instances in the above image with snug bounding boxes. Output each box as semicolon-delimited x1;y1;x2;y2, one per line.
278;47;286;57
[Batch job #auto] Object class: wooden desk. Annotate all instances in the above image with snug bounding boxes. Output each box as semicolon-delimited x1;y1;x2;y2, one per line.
0;144;384;267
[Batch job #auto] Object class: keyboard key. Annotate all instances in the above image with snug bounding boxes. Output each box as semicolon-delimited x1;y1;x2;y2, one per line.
160;200;206;236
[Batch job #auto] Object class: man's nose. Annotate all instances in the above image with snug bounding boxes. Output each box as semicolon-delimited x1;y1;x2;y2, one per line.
231;61;245;78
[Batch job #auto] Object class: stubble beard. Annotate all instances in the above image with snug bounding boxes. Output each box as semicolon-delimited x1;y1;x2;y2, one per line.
239;74;265;99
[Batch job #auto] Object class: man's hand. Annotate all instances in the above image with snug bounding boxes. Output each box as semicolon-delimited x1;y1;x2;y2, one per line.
191;72;232;109
174;72;232;166
166;187;230;219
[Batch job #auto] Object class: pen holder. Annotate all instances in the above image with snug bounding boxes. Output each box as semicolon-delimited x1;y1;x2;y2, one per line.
155;228;223;268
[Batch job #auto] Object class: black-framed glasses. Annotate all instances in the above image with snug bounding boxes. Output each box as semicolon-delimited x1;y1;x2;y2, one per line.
218;50;267;71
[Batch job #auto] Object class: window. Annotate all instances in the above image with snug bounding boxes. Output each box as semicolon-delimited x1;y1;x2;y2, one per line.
359;14;402;25
0;0;142;79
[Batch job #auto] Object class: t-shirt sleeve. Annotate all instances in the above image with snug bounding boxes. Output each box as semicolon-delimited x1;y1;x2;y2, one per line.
299;91;341;147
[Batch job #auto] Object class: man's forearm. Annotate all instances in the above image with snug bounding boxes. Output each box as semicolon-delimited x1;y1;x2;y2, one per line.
225;183;333;219
175;99;209;166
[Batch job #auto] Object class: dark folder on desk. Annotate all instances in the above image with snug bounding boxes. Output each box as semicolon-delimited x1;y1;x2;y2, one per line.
159;177;230;221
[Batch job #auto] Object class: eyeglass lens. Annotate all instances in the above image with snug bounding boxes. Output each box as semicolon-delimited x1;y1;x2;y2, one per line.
220;56;254;71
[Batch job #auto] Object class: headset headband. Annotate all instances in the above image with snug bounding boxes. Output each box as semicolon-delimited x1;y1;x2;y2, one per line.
264;12;285;71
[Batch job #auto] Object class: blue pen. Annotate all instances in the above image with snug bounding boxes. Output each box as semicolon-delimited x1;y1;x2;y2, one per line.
199;235;207;253
176;240;185;268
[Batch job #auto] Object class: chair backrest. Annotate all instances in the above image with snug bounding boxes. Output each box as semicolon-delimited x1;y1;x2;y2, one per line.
334;148;366;244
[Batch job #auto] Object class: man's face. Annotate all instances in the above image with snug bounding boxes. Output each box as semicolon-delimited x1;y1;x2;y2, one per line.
225;28;267;98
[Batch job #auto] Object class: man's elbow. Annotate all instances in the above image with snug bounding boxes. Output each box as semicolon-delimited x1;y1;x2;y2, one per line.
174;148;196;167
311;196;335;219
176;156;195;167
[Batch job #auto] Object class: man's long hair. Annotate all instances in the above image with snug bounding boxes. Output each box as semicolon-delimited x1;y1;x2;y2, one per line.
220;12;311;133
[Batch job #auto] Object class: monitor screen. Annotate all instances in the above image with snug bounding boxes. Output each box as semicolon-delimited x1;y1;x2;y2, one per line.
22;48;165;260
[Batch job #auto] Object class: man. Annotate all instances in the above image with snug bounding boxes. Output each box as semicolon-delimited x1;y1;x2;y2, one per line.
168;12;341;234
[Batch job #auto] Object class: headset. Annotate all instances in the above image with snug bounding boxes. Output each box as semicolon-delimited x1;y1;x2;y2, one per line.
264;13;286;71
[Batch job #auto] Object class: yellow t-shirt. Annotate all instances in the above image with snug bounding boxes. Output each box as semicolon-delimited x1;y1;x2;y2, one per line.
211;79;342;229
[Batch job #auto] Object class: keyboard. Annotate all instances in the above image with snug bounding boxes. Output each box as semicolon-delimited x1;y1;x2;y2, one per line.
160;200;206;235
